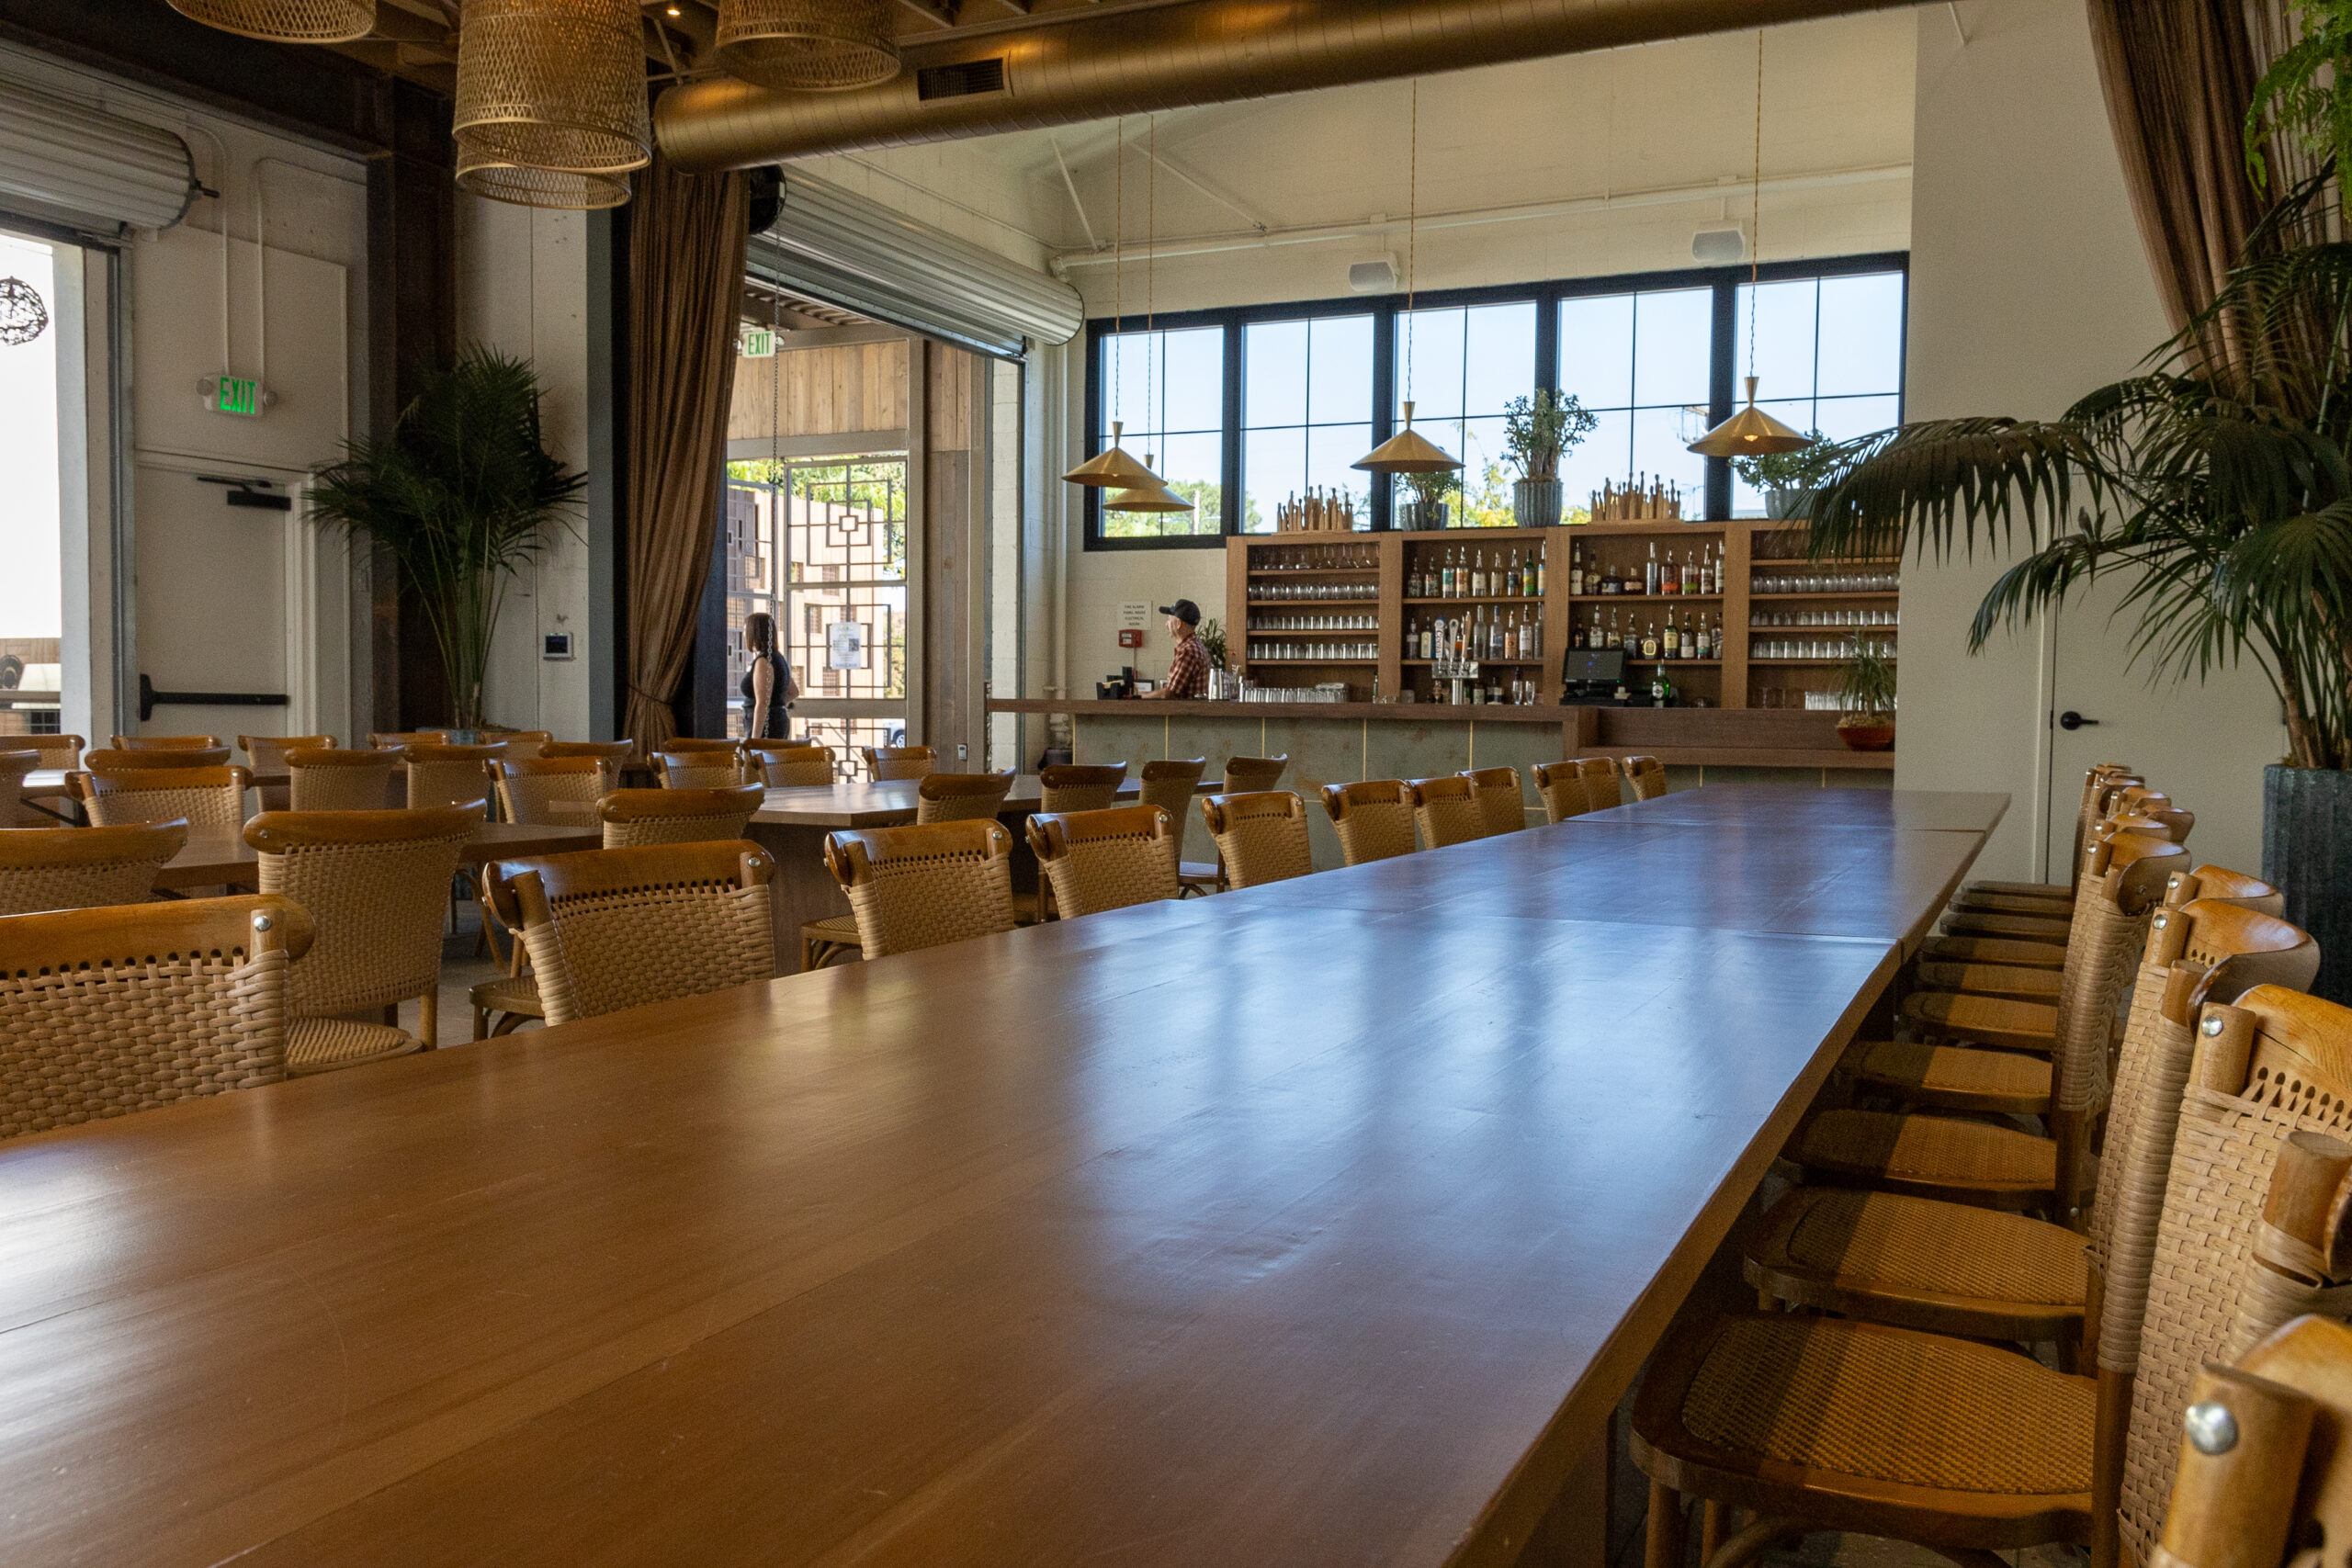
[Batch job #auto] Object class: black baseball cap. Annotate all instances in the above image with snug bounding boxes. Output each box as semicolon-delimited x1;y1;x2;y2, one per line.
1159;599;1201;626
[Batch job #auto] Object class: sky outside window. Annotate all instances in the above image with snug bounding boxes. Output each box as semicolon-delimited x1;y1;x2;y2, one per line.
1731;271;1905;514
1557;288;1712;521
1242;314;1373;531
1391;301;1534;523
1099;325;1224;537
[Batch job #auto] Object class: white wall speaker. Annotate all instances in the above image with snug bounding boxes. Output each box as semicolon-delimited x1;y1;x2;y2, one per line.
1348;255;1400;293
1691;227;1747;265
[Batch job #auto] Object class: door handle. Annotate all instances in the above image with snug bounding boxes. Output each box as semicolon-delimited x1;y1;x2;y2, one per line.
2058;710;2099;731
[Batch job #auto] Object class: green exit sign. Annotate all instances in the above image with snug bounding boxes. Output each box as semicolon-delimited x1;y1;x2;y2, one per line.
203;374;266;417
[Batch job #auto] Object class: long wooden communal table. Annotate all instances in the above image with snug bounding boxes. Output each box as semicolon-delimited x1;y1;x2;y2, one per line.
0;786;2001;1568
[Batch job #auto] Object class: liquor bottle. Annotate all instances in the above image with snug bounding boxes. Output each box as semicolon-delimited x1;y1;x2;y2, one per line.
1660;550;1679;596
1502;614;1518;661
1568;541;1584;596
1534;549;1545;597
1521;550;1535;597
1476;548;1490;597
1708;549;1722;594
1408;558;1424;598
1453;546;1467;598
1527;604;1542;660
1679;611;1694;658
1641;618;1659;660
1602;558;1621;594
1442;548;1457;598
1645;541;1660;595
1661;617;1679;659
1651;669;1668;705
1490;608;1506;660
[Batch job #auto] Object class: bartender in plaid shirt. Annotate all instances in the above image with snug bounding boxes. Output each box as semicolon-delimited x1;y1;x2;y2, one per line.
1144;599;1210;699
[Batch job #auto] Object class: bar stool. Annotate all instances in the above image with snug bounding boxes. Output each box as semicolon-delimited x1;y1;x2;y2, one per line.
745;740;834;785
1320;780;1415;866
1619;755;1668;800
1199;791;1311;888
1026;805;1179;918
659;750;747;790
239;734;334;811
75;764;251;830
1038;762;1127;814
1458;766;1525;835
863;745;936;782
287;747;404;811
823;819;1015;960
1135;758;1213;893
403;742;505;810
1407;776;1486;849
600;784;765;847
0;820;188;915
499;840;775;1026
0;894;310;1140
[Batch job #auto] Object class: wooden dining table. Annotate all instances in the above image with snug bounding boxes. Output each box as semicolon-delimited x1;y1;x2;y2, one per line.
156;819;604;890
0;785;2002;1568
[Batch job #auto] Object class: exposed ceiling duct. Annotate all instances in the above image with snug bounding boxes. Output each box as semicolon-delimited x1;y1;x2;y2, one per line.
0;79;199;238
656;0;1917;172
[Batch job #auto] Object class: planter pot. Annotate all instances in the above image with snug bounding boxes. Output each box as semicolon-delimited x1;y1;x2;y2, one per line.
1763;488;1816;521
2265;764;2352;1003
1399;501;1448;529
1836;721;1895;752
1512;479;1564;526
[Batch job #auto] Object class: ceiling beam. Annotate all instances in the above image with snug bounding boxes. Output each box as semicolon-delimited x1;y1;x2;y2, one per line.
891;0;961;28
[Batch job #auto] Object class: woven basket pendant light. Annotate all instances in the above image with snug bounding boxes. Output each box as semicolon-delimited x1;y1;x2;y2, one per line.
1355;81;1461;479
717;0;901;92
1065;116;1168;491
454;144;634;210
166;0;375;43
454;0;651;187
1690;32;1810;459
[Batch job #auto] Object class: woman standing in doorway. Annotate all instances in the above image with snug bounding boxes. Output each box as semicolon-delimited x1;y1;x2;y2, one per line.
742;611;801;739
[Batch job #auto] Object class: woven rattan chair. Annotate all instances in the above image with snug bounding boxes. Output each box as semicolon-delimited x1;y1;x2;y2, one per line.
1037;762;1128;815
404;742;504;810
501;840;775;1028
600;784;764;848
238;734;334;811
1796;830;2188;1215
1458;766;1525;836
492;756;605;826
0;749;38;828
1633;983;2352;1568
1956;764;2141;912
1200;791;1312;888
83;747;232;771
1408;775;1487;849
15;734;81;772
368;730;455;750
823;819;1014;961
1027;805;1179;919
0;893;311;1140
1620;755;1668;801
246;804;481;1073
662;737;743;753
286;748;403;811
863;745;937;782
914;771;1015;824
659;750;748;790
1577;756;1622;810
1320;780;1416;866
745;740;835;786
76;764;250;830
539;739;633;793
1221;754;1289;793
1751;895;2318;1356
1532;761;1591;823
0;820;188;915
1136;758;1214;892
492;729;551;761
112;734;220;751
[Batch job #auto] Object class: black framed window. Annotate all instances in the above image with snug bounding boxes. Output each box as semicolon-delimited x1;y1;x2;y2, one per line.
1081;252;1906;548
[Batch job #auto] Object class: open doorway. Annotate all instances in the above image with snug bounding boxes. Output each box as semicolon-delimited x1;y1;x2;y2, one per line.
0;231;63;739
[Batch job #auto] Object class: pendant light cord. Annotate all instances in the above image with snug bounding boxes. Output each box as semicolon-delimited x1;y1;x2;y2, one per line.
1147;112;1157;446
1113;114;1125;434
1747;29;1762;381
1403;79;1419;416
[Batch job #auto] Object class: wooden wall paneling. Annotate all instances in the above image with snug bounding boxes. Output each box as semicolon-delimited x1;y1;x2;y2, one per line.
1226;537;1250;692
1376;532;1404;703
1722;522;1753;709
904;338;929;745
1541;531;1570;702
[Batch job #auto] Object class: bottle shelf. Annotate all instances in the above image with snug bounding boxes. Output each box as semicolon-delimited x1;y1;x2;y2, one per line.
1567;593;1722;603
1249;627;1381;636
1748;657;1900;666
1625;659;1723;667
1239;658;1379;666
1248;570;1380;581
1750;591;1899;601
1245;596;1382;606
1405;595;1544;605
1404;658;1545;667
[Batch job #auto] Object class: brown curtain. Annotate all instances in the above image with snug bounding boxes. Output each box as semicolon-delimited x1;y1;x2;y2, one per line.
625;150;750;752
2084;0;2281;334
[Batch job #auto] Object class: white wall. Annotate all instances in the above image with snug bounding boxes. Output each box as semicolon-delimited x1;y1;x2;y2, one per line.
1901;0;2284;880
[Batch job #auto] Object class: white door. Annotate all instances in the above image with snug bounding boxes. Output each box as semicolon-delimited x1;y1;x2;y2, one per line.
2045;575;2288;883
131;459;300;747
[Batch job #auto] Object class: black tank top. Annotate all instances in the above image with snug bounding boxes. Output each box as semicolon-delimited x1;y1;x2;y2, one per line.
739;649;792;738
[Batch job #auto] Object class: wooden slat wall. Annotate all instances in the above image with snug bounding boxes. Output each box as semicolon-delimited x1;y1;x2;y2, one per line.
922;344;986;763
727;341;910;443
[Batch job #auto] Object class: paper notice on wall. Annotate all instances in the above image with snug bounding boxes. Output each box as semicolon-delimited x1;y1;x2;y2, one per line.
1119;602;1150;631
828;619;867;671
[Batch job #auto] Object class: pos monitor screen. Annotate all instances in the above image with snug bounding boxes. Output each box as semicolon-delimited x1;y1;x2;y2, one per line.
1562;649;1627;686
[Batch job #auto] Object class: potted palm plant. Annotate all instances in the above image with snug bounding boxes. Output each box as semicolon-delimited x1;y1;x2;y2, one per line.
1833;643;1898;750
310;347;585;732
1733;432;1837;519
1503;389;1598;525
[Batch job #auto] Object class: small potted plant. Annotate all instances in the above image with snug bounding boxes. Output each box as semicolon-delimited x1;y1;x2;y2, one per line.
1833;642;1897;750
1733;430;1838;519
1502;389;1599;525
1401;470;1454;529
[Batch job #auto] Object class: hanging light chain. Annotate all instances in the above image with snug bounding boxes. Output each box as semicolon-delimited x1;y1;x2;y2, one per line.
1747;29;1763;379
1147;112;1158;448
1113;114;1125;441
1404;78;1419;413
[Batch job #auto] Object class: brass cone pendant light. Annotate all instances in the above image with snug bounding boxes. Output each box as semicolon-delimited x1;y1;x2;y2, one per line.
166;0;374;43
1356;82;1461;479
1064;116;1170;492
1103;468;1195;513
1690;32;1812;460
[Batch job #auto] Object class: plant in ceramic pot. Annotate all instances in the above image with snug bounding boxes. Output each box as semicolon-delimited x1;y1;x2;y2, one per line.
1502;389;1598;525
1732;431;1837;520
1832;643;1898;750
310;346;584;729
1402;470;1454;530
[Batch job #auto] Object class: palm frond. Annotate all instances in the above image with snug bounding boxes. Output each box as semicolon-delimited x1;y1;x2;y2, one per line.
1804;419;2104;564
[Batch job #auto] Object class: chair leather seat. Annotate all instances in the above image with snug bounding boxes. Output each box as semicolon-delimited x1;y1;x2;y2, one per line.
1793;1108;2057;1207
1899;991;2058;1052
1909;961;2064;1001
288;1016;420;1077
1846;1040;2052;1114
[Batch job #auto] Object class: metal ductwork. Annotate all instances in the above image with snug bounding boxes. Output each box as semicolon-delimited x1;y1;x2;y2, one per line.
656;0;1916;171
0;78;199;238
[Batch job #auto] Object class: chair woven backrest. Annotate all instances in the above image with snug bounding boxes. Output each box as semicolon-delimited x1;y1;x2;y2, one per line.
1200;791;1312;888
239;735;335;776
0;750;37;828
2114;986;2352;1563
746;741;834;786
503;840;776;1028
368;731;454;749
0;820;188;916
84;747;232;770
404;742;506;810
2070;764;2140;870
1457;767;1523;837
662;737;742;753
17;734;81;772
824;819;1015;960
864;745;937;782
1222;755;1288;793
1136;758;1207;823
495;757;605;825
80;765;250;830
1039;762;1127;815
494;729;552;761
915;771;1015;824
0;894;310;1141
1621;755;1668;801
1531;761;1589;824
1321;780;1416;866
539;740;633;793
1577;757;1620;809
112;734;220;751
1408;776;1487;849
287;748;403;811
246;805;482;1019
600;784;765;847
659;752;747;790
1026;805;1178;918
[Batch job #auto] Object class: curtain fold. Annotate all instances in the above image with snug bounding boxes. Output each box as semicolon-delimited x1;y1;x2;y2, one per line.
626;150;750;752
